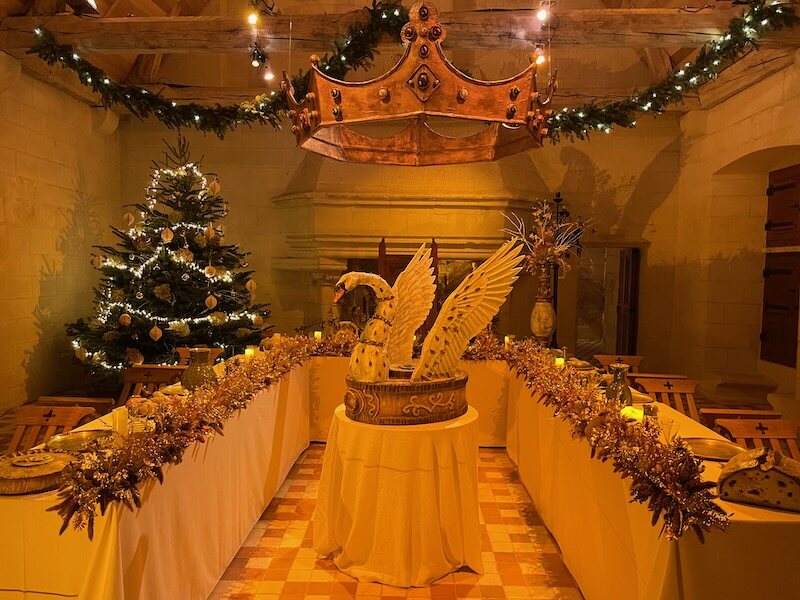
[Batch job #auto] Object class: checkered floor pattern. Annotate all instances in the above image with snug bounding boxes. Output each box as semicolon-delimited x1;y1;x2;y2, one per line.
209;444;582;600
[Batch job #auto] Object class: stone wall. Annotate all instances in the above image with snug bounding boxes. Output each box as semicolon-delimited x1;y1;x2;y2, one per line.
0;55;121;412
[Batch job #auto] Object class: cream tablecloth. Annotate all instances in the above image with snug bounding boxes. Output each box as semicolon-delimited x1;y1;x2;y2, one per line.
314;405;484;587
507;381;800;600
0;364;310;600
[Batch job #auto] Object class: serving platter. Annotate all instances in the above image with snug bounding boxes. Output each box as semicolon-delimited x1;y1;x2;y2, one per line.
683;437;745;461
46;429;113;452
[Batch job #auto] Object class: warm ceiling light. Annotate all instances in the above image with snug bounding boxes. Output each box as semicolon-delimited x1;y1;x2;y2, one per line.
264;68;275;81
247;12;259;25
534;44;546;65
536;7;548;21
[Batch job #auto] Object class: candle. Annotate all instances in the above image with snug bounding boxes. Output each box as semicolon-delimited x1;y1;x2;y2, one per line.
313;330;323;341
554;356;565;368
620;406;644;422
504;335;516;347
244;345;257;358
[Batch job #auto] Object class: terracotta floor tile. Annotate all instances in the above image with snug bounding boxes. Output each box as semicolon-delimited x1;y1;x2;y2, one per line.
214;445;581;600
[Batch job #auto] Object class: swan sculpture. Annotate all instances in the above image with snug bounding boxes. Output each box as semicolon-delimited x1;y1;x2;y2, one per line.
334;240;524;425
333;245;436;382
335;240;524;380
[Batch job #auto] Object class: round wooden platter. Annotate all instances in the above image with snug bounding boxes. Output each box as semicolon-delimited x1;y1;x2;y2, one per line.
0;450;76;495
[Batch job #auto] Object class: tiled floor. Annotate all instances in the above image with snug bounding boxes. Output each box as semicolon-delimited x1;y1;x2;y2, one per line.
209;444;582;600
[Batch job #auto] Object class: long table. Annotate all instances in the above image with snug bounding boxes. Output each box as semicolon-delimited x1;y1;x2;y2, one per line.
0;364;310;600
506;374;800;600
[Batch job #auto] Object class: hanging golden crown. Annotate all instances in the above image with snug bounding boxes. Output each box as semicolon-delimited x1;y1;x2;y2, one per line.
282;1;557;166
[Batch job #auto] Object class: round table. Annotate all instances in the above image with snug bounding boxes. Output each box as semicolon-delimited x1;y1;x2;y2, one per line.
313;404;484;587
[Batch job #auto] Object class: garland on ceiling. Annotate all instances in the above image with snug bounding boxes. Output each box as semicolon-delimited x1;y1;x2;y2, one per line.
28;0;408;138
27;0;799;140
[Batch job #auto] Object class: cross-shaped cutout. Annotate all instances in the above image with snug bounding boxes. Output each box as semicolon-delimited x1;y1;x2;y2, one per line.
664;381;674;390
755;422;769;434
42;409;56;421
616;357;623;363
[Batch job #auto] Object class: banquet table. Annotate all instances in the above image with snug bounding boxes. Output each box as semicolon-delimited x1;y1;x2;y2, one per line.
313;405;484;587
506;374;800;600
0;364;310;600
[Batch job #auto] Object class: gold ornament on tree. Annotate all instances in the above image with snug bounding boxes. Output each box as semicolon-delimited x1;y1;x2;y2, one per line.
204;224;215;239
209;312;228;325
203;266;217;278
118;313;132;327
252;315;265;328
90;255;104;269
149;325;163;341
207;177;221;195
125;347;145;365
174;247;194;263
123;212;135;227
205;294;218;310
246;279;257;294
74;346;88;361
161;228;174;243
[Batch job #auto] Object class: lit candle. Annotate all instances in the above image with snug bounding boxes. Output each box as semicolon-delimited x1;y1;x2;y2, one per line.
313;330;323;341
620;406;644;422
244;345;257;358
554;356;565;368
504;335;513;347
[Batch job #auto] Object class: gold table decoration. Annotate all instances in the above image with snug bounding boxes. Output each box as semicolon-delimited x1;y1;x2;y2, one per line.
46;429;114;453
0;450;76;495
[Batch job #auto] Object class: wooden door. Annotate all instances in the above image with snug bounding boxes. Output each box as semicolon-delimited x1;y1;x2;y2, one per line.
760;253;800;367
615;248;640;355
767;165;800;247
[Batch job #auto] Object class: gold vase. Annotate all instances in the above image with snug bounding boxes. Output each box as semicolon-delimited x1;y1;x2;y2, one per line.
530;262;556;345
180;348;218;391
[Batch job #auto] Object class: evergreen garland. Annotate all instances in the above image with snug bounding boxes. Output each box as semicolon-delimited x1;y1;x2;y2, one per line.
27;1;798;141
28;0;407;138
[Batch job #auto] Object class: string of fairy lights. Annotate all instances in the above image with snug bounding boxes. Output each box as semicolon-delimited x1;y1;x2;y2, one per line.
27;0;799;141
75;162;263;371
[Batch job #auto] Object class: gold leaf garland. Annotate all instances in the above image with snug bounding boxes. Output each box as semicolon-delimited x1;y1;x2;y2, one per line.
50;333;727;541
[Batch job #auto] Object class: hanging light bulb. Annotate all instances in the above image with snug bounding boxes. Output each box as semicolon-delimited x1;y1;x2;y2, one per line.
536;1;550;22
264;67;275;81
249;42;267;69
247;12;258;25
534;43;546;65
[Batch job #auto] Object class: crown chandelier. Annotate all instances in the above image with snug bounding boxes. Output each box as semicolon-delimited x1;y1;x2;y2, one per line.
282;1;558;166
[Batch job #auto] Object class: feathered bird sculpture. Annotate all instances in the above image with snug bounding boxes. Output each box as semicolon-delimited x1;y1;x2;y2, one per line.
334;240;523;383
333;246;436;382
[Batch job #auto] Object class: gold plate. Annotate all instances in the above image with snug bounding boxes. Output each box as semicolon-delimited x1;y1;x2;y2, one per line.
46;429;113;452
11;454;54;468
684;437;745;461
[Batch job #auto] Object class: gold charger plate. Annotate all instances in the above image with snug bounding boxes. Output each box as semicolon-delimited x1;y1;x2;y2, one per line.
0;451;75;495
46;429;113;452
684;437;745;461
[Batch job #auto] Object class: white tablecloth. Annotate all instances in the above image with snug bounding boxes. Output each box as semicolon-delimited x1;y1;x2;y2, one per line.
314;405;484;587
507;381;800;600
0;364;311;600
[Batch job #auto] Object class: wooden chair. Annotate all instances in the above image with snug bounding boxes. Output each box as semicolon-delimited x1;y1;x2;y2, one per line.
37;395;115;415
117;365;186;406
175;347;224;365
698;408;782;432
594;354;644;372
627;372;688;393
638;378;700;422
6;405;96;453
714;419;800;460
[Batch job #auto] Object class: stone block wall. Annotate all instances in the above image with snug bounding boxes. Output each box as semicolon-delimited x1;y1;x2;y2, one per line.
0;59;121;412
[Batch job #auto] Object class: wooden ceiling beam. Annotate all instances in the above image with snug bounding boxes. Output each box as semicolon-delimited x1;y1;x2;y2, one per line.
138;82;699;112
2;8;798;55
698;48;796;109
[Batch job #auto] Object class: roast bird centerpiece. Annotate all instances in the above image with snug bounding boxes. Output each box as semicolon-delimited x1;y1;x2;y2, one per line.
334;241;524;424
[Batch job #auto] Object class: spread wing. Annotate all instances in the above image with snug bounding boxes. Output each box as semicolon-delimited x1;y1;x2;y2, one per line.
386;245;436;365
411;241;524;381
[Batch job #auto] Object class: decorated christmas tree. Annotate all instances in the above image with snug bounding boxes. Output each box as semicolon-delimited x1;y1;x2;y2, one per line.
67;137;270;381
